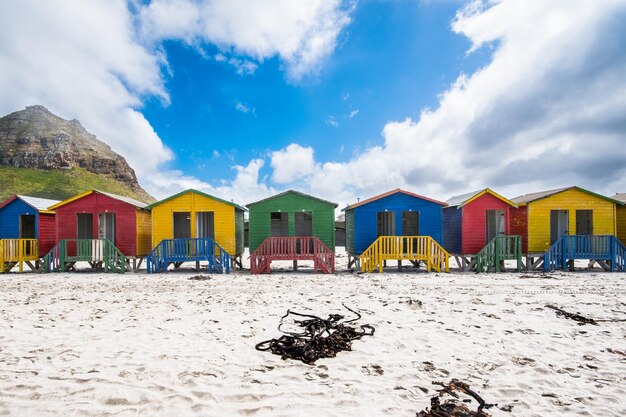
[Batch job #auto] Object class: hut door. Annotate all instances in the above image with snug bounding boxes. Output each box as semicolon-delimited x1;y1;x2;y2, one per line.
550;210;569;244
295;212;313;254
377;211;395;236
19;215;36;256
486;210;505;242
77;213;93;239
196;212;215;239
576;210;593;235
98;213;116;243
173;212;191;239
270;212;289;237
19;215;36;238
402;211;419;254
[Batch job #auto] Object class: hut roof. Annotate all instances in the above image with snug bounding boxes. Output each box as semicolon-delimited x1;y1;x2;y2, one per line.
247;190;338;208
613;193;626;203
446;188;515;208
48;190;148;210
511;186;624;206
343;188;447;211
0;195;60;213
145;189;246;211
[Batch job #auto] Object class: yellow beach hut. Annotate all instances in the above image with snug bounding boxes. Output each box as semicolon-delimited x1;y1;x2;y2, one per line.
613;193;626;244
510;186;625;271
145;189;245;273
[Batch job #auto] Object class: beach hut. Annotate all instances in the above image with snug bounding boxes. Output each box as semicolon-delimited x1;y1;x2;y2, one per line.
443;189;521;272
343;189;449;273
614;193;626;244
45;190;151;273
510;186;625;271
0;195;59;272
145;189;245;273
247;190;337;274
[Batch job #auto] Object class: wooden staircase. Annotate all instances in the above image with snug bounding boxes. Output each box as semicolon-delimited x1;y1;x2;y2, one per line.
359;236;449;273
543;235;626;272
249;236;335;274
475;235;523;272
146;238;231;274
0;239;39;273
43;239;126;273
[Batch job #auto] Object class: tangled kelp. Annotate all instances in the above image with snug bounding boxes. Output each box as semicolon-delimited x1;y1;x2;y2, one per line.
416;379;495;417
255;304;374;364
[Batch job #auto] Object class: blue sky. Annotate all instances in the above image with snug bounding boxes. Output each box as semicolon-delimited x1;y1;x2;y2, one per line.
143;0;487;188
1;0;626;207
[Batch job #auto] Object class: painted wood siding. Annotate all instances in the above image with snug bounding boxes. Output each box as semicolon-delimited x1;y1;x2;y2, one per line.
527;188;616;252
617;206;626;244
135;209;152;256
443;206;462;254
38;213;56;255
345;209;355;255
462;193;511;254
352;193;444;255
248;192;336;252
0;198;37;239
510;206;528;253
55;193;138;256
235;208;244;255
150;192;237;255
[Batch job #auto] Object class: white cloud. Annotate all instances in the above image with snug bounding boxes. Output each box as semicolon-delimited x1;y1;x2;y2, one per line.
326;116;340;127
277;0;626;207
270;144;318;184
347;109;359;118
140;0;354;80
235;101;250;113
0;0;173;179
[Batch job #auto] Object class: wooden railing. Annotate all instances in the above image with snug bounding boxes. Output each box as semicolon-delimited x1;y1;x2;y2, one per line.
0;239;39;272
43;239;125;273
249;236;335;274
359;236;449;273
146;238;231;274
544;235;625;272
475;235;522;273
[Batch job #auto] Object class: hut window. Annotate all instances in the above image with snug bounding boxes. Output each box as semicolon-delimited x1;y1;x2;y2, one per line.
486;210;505;242
377;211;395;236
271;212;289;237
196;212;215;239
550;210;569;244
173;212;191;239
575;210;593;235
98;212;116;243
77;213;94;239
19;214;36;239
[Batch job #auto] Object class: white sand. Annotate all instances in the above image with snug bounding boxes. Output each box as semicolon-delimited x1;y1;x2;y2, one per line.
0;253;625;416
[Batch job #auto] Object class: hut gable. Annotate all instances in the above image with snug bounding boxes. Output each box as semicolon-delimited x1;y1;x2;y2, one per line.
344;189;446;256
148;189;244;256
247;190;337;252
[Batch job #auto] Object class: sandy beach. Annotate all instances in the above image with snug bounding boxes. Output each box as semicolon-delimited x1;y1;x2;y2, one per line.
0;253;625;417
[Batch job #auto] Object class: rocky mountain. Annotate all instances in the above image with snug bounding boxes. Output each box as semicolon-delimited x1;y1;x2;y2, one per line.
0;105;155;203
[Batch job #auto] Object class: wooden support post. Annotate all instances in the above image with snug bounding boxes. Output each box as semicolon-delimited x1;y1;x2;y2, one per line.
293;260;298;271
195;261;200;271
397;260;402;271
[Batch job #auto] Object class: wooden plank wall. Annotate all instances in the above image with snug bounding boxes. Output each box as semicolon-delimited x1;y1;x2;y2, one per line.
442;206;462;254
135;209;152;256
615;206;626;245
461;193;511;254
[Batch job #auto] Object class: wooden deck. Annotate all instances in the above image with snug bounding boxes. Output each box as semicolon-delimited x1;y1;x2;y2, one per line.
146;238;231;274
543;235;626;272
249;236;335;274
43;239;126;273
359;236;449;273
475;235;523;273
0;239;39;272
